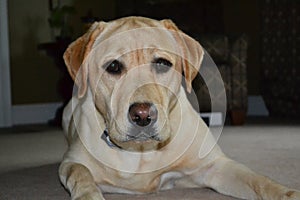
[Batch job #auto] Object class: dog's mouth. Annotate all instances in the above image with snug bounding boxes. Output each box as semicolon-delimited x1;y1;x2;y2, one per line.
124;123;160;141
125;132;161;142
111;127;162;143
105;124;171;151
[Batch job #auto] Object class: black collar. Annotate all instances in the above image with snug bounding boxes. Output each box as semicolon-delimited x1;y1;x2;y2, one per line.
101;129;122;149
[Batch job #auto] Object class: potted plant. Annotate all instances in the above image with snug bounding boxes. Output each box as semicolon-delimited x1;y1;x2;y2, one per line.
48;0;75;40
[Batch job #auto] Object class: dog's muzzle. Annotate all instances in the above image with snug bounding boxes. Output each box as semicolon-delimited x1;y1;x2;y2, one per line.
127;102;159;141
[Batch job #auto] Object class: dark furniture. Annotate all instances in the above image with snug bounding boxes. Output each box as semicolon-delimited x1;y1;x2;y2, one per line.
193;35;248;125
38;39;73;126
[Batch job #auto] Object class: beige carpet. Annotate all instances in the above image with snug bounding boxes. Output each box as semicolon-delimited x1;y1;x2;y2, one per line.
0;125;299;200
0;129;66;173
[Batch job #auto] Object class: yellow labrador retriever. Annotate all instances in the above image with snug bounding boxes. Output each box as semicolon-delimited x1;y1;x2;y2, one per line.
59;16;300;200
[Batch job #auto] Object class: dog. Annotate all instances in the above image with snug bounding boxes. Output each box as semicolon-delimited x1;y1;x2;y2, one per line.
59;16;300;200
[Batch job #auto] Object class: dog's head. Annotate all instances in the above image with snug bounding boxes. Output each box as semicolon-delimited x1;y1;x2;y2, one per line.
64;17;203;151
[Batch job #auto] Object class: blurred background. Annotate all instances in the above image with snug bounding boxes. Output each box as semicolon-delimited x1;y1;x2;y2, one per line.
0;0;299;127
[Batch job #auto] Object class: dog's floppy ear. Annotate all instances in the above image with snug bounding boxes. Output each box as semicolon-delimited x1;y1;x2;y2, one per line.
63;21;106;98
161;19;204;93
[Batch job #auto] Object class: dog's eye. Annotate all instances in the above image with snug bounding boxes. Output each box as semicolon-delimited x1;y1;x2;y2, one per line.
104;60;123;74
152;58;173;73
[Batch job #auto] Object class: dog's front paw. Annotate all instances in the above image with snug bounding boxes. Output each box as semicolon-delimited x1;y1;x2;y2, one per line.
72;185;105;200
73;192;105;200
282;190;300;200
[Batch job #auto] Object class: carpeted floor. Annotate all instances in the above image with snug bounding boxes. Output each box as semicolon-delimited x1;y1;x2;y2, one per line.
0;125;299;200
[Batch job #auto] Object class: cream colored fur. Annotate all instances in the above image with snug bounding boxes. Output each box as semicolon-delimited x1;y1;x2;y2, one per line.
59;16;300;200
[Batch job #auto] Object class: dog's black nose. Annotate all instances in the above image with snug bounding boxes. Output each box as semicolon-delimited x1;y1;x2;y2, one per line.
128;103;157;127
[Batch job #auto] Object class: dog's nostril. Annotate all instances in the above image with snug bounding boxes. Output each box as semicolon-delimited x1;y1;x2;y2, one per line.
132;115;151;126
129;103;157;127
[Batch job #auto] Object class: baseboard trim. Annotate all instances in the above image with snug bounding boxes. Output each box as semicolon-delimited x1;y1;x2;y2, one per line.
11;102;224;127
12;102;63;125
10;95;268;126
200;112;223;126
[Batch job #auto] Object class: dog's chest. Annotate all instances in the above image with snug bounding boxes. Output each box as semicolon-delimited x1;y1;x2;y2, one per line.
99;168;199;194
100;162;204;194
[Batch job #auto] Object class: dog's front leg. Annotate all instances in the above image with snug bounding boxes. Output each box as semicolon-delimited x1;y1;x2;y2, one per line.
59;162;105;200
201;157;300;200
